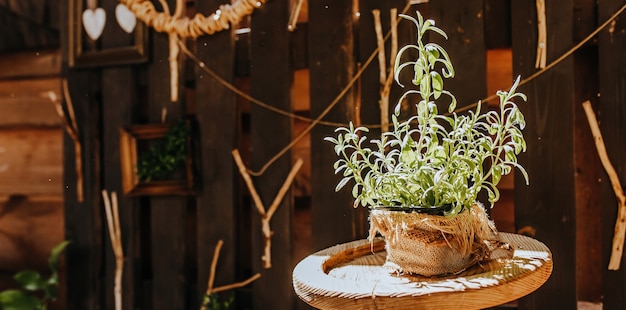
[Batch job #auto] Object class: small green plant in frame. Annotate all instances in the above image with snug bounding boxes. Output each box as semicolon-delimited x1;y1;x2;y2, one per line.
120;119;195;196
136;119;190;182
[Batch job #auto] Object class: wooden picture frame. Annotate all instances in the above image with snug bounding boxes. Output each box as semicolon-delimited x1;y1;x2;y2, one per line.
68;0;149;68
119;122;194;196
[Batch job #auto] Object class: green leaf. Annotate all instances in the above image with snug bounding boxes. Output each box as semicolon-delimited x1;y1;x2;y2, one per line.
336;177;351;192
0;290;42;310
49;241;70;272
431;72;443;99
14;271;46;292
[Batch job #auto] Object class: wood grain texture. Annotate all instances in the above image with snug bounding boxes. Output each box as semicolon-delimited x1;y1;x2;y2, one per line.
0;49;60;79
293;233;552;310
0;128;62;196
0;78;62;126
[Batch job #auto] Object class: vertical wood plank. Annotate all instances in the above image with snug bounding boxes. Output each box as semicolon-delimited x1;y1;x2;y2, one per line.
598;0;626;308
98;0;142;307
428;0;486;108
194;0;238;308
101;67;141;310
61;0;100;307
62;72;102;309
511;0;577;308
249;0;294;308
484;0;512;49
574;47;602;304
572;0;601;303
146;2;191;307
309;0;359;253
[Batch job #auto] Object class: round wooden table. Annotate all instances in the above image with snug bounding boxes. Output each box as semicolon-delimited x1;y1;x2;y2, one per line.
293;233;552;310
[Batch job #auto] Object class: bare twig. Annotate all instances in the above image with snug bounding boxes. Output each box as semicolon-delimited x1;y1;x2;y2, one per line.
373;9;398;132
102;190;124;310
200;239;261;310
232;149;303;268
46;80;83;202
582;101;626;270
535;0;547;69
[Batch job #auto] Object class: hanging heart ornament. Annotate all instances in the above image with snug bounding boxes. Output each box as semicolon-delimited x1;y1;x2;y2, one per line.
116;3;137;33
82;8;106;40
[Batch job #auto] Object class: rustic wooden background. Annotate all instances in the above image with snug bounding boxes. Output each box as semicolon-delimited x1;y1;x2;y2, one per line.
2;0;626;309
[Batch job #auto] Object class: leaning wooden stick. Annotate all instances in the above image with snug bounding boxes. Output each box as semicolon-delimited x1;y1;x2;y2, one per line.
373;8;398;132
232;149;303;268
46;80;84;202
582;100;626;270
200;240;261;310
102;190;124;310
535;0;547;69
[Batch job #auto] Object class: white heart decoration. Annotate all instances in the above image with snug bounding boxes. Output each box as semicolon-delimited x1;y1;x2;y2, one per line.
82;8;106;41
115;4;137;34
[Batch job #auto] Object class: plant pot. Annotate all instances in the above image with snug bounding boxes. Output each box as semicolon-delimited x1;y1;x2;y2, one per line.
369;203;500;276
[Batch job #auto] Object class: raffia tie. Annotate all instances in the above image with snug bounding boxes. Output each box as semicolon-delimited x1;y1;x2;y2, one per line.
119;0;267;38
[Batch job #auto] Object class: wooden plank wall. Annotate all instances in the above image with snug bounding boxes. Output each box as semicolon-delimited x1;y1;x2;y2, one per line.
56;0;626;309
0;49;65;310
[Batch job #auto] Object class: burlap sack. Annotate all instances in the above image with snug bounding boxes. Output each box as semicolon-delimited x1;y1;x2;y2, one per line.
369;204;498;276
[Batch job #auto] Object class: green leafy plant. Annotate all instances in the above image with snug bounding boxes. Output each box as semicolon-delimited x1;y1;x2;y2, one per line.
325;11;528;216
0;241;70;310
137;119;190;182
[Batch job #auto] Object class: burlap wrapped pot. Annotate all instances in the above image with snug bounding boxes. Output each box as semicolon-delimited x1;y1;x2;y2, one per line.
369;203;498;276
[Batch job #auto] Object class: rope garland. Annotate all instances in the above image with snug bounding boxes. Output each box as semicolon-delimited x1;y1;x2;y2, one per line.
119;0;266;38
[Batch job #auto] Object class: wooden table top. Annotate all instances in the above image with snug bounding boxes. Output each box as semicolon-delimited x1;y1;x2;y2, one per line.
293;233;552;310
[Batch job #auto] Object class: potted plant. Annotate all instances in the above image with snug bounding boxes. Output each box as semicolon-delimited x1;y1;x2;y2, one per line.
325;11;528;276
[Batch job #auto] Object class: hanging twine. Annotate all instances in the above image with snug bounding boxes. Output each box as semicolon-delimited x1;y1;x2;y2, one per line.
119;0;267;38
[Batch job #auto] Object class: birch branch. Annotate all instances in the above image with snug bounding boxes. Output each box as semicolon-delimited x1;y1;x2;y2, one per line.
102;190;124;310
46;80;83;202
582;100;626;270
373;9;398;132
232;149;303;268
200;240;260;310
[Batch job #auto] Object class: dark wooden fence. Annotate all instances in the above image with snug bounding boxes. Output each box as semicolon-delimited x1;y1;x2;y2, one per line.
60;0;626;309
